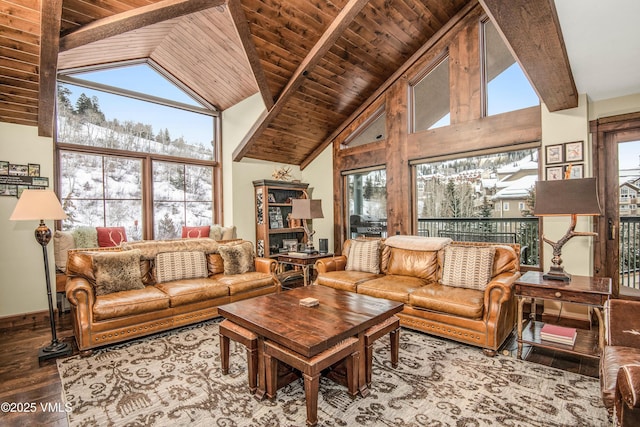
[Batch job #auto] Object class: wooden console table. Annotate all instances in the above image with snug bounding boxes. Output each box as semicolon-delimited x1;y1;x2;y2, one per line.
515;271;611;359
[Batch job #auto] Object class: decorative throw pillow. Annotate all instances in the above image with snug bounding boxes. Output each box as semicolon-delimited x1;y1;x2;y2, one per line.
155;251;208;283
181;226;210;238
71;226;98;248
93;249;144;296
441;245;496;290
53;230;75;272
96;227;127;247
345;239;381;274
219;241;255;275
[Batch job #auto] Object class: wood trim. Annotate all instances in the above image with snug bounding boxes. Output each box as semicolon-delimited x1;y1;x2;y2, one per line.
0;309;55;331
233;0;371;162
59;0;224;52
38;0;63;137
227;0;273;111
300;1;479;170
479;0;577;112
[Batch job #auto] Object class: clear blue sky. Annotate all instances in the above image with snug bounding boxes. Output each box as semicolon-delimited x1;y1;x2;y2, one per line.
64;64;214;147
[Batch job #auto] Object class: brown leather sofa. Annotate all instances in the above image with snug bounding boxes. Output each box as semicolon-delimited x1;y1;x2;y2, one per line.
315;236;520;355
601;299;640;426
65;238;280;352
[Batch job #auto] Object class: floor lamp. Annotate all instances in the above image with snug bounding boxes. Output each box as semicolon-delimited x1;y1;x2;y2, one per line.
10;189;72;362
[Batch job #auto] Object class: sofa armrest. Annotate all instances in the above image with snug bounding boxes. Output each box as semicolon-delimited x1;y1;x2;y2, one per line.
483;272;518;323
66;276;96;350
255;257;276;274
315;255;347;273
617;364;640;410
606;299;640;348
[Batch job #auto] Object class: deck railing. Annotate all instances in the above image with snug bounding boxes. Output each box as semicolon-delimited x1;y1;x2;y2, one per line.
417;217;540;266
620;216;640;289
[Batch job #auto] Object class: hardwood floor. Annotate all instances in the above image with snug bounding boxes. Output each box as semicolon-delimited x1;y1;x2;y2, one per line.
0;297;599;426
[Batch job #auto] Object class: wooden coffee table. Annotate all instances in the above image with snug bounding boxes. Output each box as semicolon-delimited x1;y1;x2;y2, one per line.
218;285;403;406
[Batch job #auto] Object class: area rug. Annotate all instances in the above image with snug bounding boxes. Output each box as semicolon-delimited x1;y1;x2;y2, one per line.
57;320;610;426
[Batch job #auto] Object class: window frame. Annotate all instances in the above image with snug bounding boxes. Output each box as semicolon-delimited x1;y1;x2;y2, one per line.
55;62;222;239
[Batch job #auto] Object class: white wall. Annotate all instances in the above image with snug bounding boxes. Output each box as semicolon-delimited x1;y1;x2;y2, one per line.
0;123;57;317
221;93;334;246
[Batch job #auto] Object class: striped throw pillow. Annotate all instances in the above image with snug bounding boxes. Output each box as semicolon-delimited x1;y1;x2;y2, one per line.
155;251;208;284
441;245;495;290
346;239;381;274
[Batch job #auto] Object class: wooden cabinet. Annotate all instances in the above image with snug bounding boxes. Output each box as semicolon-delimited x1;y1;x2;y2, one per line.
253;179;309;257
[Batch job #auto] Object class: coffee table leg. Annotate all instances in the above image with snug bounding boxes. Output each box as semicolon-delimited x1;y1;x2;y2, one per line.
220;334;230;375
517;297;525;359
357;333;369;397
255;338;267;400
303;372;320;427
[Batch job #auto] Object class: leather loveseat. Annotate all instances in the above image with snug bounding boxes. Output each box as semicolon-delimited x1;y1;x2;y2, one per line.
315;235;520;355
65;238;279;353
601;299;640;426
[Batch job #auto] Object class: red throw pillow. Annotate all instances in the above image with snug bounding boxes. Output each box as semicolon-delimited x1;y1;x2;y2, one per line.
96;227;127;247
181;226;210;238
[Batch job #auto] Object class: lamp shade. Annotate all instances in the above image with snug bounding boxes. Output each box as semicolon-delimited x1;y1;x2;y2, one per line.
291;199;324;219
9;189;68;221
533;177;601;216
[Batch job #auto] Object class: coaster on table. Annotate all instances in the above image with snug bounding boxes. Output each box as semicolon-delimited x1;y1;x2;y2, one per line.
299;297;319;307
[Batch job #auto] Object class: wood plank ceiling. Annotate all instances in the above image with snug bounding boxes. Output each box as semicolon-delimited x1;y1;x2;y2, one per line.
0;0;576;168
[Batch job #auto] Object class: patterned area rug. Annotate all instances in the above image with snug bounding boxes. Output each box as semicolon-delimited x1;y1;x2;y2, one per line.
57;320;610;426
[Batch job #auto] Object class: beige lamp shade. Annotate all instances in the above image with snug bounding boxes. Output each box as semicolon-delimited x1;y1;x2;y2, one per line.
291;199;324;219
533;178;601;217
10;189;68;221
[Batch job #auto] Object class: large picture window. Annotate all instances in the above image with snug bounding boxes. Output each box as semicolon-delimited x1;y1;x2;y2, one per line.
56;62;219;239
410;55;450;132
413;147;539;265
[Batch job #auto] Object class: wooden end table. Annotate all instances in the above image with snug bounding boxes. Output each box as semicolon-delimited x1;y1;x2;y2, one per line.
515;271;612;359
277;252;333;286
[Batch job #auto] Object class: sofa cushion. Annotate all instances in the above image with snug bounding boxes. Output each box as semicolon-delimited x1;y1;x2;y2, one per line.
386;247;439;281
182;226;210;238
219;241;255;275
441;245;495;290
155;251;208;283
601;346;640;410
96;226;127;247
207;253;225;275
346;239;381;274
93;286;170;321
92;249;144;296
316;270;381;292
155;278;229;307
213;272;274;295
409;283;484;319
356;275;427;303
71;226;98;248
210;224;237;241
53;230;75;272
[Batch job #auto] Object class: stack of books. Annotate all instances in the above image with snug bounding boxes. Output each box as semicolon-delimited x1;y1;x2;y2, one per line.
540;324;577;346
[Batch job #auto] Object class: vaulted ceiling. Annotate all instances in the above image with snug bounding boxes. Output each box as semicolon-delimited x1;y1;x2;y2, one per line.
1;0;622;168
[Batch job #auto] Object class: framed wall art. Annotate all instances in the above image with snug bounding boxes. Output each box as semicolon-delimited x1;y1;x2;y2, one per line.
0;161;8;175
564;141;583;162
546;166;564;181
8;164;28;176
545;144;563;164
28;163;40;177
565;163;583;179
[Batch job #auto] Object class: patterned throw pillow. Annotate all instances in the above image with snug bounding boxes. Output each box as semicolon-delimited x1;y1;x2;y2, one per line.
96;227;127;247
345;239;381;274
155;251;208;284
93;249;144;296
441;245;496;290
218;241;255;275
181;226;210;238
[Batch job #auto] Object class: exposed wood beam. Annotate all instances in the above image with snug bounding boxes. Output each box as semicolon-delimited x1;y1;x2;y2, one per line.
300;1;478;170
479;0;577;112
232;0;371;162
227;0;273;110
38;0;63;137
59;0;224;52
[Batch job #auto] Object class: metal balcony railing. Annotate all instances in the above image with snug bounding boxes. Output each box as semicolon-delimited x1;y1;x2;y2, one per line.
620;216;640;290
417;217;540;266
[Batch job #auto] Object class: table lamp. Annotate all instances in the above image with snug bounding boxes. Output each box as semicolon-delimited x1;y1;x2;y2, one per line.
291;198;324;253
533;177;601;281
10;189;72;361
